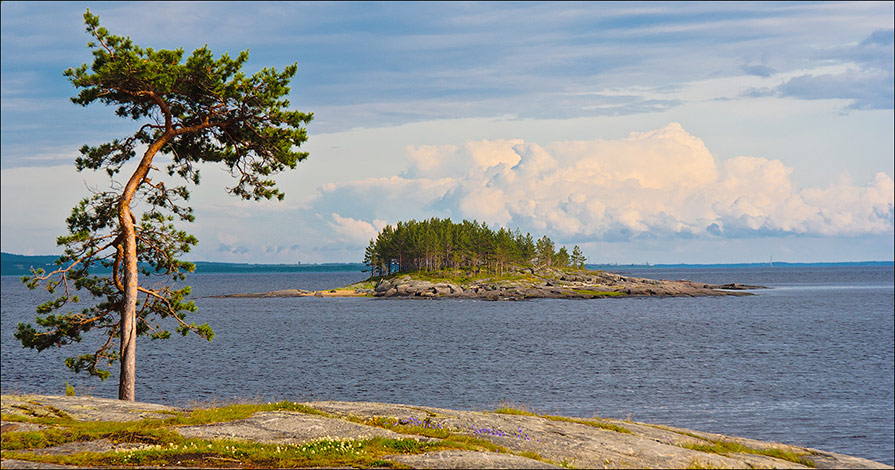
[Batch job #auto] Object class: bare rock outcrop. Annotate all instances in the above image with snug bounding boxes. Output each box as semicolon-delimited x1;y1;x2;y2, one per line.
213;266;764;300
374;276;465;298
370;268;763;300
1;393;180;422
177;410;420;444
1;395;889;469
304;400;889;469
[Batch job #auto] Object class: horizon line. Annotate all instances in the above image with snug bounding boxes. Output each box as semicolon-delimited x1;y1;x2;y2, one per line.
1;252;892;269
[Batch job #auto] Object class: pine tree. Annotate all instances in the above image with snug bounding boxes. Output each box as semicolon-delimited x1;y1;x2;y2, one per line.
571;245;587;268
535;236;556;267
16;10;312;401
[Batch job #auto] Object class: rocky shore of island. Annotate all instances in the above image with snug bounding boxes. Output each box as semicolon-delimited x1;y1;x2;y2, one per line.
1;394;889;469
370;267;763;300
216;267;764;300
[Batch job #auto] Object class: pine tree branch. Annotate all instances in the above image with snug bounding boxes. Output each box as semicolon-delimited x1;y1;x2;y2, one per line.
137;286;192;330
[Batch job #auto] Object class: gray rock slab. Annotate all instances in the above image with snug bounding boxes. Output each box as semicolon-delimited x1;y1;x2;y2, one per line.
401;411;760;470
299;401;890;470
176;410;418;444
385;450;562;469
215;288;313;298
806;449;894;469
2;396;890;469
0;394;181;422
0;459;80;469
306;400;439;421
2;420;53;433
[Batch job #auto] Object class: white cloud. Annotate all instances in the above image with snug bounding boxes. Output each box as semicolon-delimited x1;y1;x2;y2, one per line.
547;122;717;190
304;123;894;246
800;172;895;236
466;139;525;170
328;213;382;245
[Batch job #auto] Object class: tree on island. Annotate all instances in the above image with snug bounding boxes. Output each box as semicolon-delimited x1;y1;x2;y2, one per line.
571;245;587;268
535;235;556;268
363;218;586;277
15;10;312;401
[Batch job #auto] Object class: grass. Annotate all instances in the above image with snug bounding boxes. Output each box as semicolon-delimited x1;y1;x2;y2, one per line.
1;401;405;468
0;403;308;454
354;415;556;462
492;404;633;434
356;264;592;287
681;440;815;467
342;266;624;298
685;458;724;469
4;436;441;468
350;414;563;467
643;425;815;468
346;279;378;290
1;418;185;454
390;269;540;286
7;401;74;421
356;416;452;440
165;400;328;425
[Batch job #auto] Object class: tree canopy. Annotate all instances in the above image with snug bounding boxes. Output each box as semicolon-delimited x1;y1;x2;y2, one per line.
363;218;587;278
15;10;312;400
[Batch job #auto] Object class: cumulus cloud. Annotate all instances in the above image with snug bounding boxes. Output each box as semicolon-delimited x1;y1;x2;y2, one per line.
307;123;894;247
404;139;525;179
327;213;387;245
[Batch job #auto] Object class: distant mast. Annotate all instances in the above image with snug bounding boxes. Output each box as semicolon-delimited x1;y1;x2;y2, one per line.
769;256;773;267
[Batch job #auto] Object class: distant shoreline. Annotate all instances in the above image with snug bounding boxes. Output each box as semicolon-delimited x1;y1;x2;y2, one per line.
1;252;892;276
598;260;894;269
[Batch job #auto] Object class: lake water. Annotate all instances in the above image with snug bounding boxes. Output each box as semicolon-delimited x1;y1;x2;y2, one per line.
2;266;893;465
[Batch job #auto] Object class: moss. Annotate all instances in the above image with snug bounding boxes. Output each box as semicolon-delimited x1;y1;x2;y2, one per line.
346;279;377;289
492;405;632;434
686;458;724;469
1;419;181;452
355;414;560;466
163;401;327;426
356;265;580;287
640;424;815;467
572;289;624;297
681;440;815;467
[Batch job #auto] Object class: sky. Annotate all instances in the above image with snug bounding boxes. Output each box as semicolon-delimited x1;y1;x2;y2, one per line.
1;1;893;264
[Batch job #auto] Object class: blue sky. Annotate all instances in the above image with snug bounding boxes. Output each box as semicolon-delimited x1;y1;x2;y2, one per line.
1;1;893;264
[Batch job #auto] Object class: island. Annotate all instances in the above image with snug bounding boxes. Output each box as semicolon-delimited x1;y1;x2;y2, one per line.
217;219;764;300
216;265;763;300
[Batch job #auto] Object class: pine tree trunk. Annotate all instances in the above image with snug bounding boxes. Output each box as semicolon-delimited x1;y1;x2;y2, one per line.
116;134;170;401
118;214;138;401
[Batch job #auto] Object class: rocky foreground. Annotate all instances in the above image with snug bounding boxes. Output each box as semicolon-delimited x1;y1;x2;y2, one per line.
2;394;889;469
219;267;764;300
